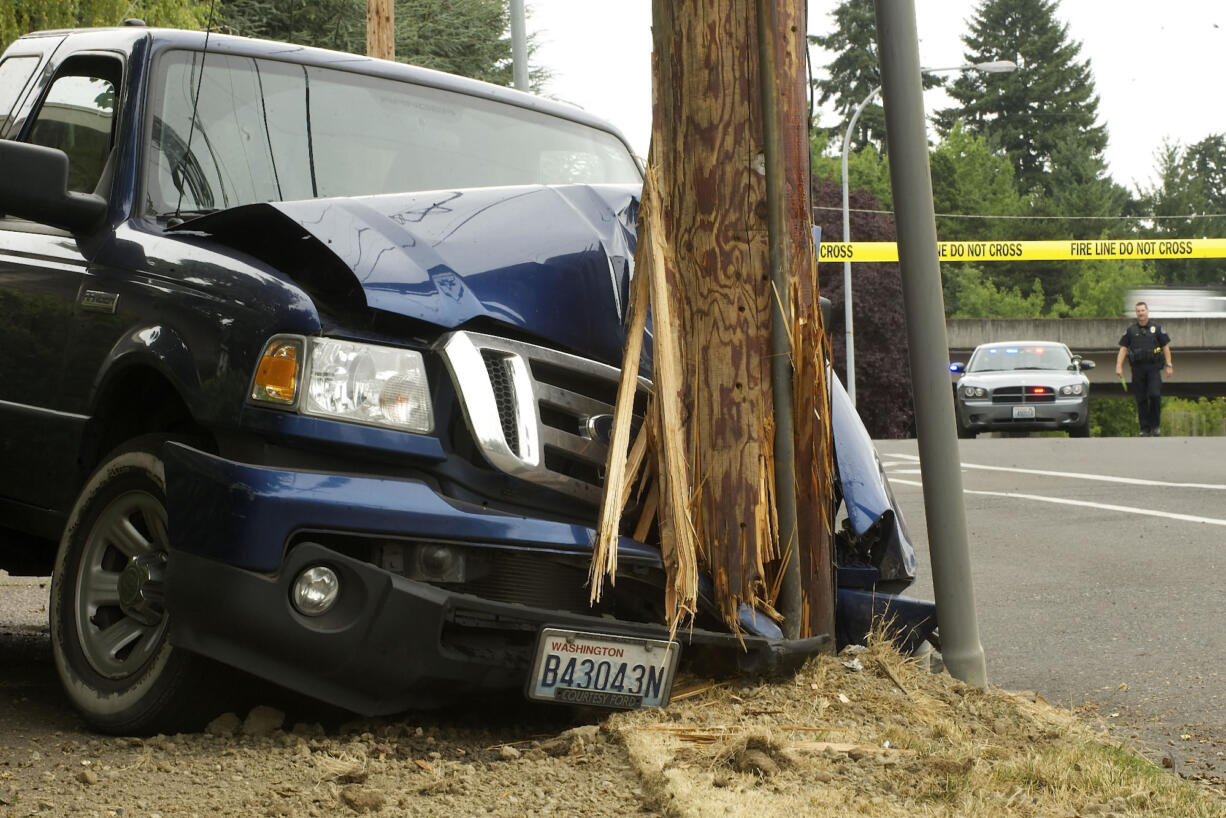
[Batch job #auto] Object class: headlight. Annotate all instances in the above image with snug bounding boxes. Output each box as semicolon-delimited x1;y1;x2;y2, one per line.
961;385;986;398
305;339;434;433
1059;384;1084;396
250;336;434;434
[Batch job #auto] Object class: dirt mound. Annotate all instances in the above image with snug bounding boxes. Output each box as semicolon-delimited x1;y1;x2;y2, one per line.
2;627;1224;817
610;640;1224;816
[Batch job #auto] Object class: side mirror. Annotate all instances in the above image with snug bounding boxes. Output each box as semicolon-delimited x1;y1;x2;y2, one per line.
0;140;107;233
948;362;965;374
1070;356;1095;371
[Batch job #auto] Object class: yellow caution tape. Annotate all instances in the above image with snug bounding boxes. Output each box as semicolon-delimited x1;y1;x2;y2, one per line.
817;238;1226;263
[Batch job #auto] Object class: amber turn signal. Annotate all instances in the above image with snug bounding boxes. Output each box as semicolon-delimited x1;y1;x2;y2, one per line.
251;338;301;404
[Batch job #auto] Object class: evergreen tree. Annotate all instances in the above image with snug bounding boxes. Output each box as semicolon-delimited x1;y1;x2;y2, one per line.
810;0;883;155
219;0;549;89
1143;135;1226;286
2;0;209;48
929;121;1023;242
1011;131;1132;301
220;0;363;54
1039;132;1128;238
933;0;1133;312
934;0;1106;198
810;0;942;156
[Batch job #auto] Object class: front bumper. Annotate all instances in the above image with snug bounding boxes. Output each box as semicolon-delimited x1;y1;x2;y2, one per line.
161;444;830;714
957;396;1088;432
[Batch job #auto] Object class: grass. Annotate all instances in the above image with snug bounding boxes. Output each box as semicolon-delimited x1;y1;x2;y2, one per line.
607;623;1226;817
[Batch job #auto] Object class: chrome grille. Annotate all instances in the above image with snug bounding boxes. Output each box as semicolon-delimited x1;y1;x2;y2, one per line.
439;331;649;504
991;386;1056;404
480;350;520;454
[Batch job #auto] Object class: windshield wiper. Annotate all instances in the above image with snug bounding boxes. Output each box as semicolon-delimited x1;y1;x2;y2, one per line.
161;209;218;228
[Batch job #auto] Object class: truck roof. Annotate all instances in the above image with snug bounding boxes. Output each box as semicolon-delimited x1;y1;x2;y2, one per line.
17;25;634;150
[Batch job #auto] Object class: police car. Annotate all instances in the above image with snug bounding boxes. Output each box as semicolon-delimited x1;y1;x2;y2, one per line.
950;341;1094;438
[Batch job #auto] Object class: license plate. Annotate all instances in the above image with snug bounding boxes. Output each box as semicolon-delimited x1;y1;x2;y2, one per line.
526;628;680;709
1012;405;1036;419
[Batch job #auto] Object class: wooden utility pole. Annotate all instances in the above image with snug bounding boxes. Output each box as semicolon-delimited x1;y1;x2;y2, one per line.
593;0;834;643
366;0;394;60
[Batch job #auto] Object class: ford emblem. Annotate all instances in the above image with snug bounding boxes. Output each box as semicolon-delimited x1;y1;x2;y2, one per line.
581;414;615;444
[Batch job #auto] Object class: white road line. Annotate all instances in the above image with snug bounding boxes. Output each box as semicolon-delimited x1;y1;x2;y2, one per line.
880;453;1226;491
889;478;1226;527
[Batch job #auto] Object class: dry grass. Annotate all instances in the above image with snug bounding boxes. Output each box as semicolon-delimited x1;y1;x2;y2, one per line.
608;627;1226;817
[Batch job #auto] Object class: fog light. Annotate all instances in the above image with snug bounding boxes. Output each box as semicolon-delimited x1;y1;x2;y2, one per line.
292;566;339;616
421;545;454;575
411;544;466;583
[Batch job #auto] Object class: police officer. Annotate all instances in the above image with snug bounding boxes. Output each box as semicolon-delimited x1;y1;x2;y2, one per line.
1114;301;1173;436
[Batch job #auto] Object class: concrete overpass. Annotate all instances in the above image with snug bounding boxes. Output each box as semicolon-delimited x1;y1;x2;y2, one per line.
946;318;1226;398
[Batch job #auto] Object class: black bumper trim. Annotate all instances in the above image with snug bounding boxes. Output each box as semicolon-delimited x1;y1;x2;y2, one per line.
165;542;830;715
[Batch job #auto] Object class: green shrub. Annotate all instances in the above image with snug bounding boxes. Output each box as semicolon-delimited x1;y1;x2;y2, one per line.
1161;397;1226;436
1090;396;1138;438
1093;395;1226;437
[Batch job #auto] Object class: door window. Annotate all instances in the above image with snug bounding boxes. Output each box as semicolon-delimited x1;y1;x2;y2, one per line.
27;57;121;193
0;56;39;134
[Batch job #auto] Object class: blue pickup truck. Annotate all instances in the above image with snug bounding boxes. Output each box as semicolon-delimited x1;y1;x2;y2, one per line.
0;24;931;734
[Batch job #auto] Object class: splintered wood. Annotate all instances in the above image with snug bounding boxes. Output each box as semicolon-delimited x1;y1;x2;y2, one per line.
589;0;834;643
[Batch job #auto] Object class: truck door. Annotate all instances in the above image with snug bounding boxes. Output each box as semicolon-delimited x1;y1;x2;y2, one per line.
0;50;123;525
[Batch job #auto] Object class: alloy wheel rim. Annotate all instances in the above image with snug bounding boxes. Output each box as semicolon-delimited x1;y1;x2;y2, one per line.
73;488;170;680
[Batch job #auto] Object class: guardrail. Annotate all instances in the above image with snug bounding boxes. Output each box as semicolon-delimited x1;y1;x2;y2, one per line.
946;317;1226;353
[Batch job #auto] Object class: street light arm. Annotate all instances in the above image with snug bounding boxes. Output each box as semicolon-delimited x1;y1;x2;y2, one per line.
921;60;1018;74
840;86;883;210
970;59;1018;73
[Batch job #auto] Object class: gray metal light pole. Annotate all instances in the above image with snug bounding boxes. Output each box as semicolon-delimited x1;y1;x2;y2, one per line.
510;0;528;91
838;59;1014;407
873;0;1002;686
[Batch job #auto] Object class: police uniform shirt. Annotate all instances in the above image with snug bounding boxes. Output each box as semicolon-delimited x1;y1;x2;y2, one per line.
1119;322;1171;366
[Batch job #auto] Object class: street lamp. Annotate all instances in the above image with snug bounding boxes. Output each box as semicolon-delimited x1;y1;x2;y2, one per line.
839;59;1017;407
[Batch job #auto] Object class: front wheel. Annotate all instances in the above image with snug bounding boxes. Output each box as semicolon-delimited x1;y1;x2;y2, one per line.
956;423;976;440
50;437;221;734
1069;420;1090;438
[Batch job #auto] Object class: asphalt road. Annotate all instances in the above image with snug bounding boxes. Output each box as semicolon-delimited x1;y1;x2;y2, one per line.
874;435;1226;783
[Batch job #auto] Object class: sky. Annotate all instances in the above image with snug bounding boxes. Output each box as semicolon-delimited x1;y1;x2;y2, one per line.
525;1;1224;192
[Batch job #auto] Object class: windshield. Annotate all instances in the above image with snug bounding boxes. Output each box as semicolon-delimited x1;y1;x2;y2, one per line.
144;50;642;217
967;344;1072;373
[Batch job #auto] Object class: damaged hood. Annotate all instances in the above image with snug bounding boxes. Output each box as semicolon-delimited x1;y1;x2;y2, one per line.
174;184;640;366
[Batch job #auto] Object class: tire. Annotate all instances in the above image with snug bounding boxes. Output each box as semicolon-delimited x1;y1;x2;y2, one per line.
50;436;221;734
1069;421;1090;438
956;423;976;440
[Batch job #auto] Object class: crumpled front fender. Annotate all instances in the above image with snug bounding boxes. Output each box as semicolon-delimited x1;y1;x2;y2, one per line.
830;375;918;585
